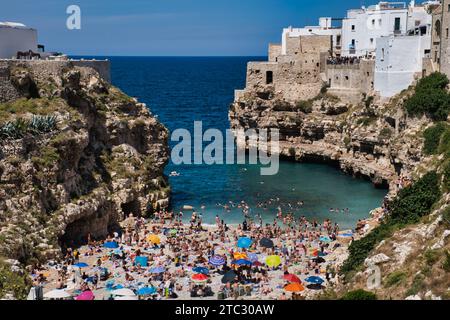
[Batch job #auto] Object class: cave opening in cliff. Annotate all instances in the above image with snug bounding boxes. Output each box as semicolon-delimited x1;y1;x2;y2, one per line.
121;199;141;218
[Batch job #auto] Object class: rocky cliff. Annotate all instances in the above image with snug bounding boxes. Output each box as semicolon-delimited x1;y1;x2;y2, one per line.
0;61;170;264
230;77;450;299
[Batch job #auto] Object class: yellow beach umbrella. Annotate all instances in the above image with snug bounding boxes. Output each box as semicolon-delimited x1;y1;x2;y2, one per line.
265;255;281;268
147;234;161;244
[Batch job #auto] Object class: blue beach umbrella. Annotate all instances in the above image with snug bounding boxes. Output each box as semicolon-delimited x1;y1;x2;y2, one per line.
192;267;209;275
150;266;165;274
104;241;119;249
209;255;225;266
73;262;88;268
305;276;324;284
237;237;253;248
233;259;252;266
134;256;148;267
319;236;331;243
137;287;157;296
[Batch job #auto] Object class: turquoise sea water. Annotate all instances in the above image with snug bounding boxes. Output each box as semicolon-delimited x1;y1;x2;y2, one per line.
79;56;387;229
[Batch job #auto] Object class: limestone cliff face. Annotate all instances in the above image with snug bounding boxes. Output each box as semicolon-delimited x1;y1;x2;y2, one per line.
230;85;429;192
0;61;169;263
230;80;450;300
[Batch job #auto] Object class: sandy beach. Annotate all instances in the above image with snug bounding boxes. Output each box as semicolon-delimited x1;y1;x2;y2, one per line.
25;207;383;301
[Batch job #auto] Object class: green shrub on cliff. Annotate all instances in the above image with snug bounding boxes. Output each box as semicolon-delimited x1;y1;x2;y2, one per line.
423;122;448;155
443;161;450;191
295;100;313;113
340;171;441;277
405;72;450;121
389;171;440;224
0;259;30;299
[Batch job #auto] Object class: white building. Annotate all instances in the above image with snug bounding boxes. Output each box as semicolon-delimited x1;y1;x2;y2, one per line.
0;22;38;59
281;17;342;55
341;1;429;57
374;32;431;97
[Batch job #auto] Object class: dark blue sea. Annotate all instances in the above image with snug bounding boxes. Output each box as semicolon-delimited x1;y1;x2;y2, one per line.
76;56;386;228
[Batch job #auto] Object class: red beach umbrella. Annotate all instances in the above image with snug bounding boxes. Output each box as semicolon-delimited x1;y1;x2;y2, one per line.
191;273;209;282
283;274;301;283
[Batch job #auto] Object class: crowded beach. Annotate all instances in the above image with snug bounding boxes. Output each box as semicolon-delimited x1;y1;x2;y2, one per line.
26;203;382;300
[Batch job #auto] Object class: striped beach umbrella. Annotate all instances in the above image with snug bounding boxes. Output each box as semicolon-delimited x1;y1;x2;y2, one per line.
247;253;258;263
209;255;225;266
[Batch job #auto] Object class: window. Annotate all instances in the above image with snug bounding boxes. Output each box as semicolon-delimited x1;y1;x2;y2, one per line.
394;17;401;32
266;71;273;84
370;38;374;44
372;19;375;26
435;20;442;37
351;25;355;31
336;35;341;45
448;4;450;12
447;28;449;39
345;76;349;81
382;48;385;60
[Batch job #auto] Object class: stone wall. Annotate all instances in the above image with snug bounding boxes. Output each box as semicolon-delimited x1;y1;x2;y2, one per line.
431;0;450;78
268;43;282;62
237;35;332;103
326;59;375;103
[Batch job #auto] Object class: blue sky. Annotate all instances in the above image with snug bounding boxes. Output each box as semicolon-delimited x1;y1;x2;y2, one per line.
2;0;381;56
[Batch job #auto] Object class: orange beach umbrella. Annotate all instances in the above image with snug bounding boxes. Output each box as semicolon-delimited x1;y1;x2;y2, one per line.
284;283;304;292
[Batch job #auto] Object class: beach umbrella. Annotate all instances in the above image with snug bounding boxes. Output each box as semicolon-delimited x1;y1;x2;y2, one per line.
193;266;209;275
73;262;89;268
313;257;326;264
247;253;258;263
265;255;281;268
318;252;327;257
237;237;252;248
112;288;136;296
233;259;252;266
283;274;301;283
305;276;324;284
104;241;119;249
149;266;165;274
252;261;263;267
233;252;248;260
191;273;209;282
147;234;161;244
44;289;71;299
319;236;331;243
76;290;94;301
209;255;226;266
134;256;148;267
137;287;157;296
284;283;305;292
169;229;178;236
221;270;237;284
260;238;274;248
306;283;324;290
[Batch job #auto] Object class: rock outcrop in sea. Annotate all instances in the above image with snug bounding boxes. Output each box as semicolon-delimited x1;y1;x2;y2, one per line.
0;61;170;264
